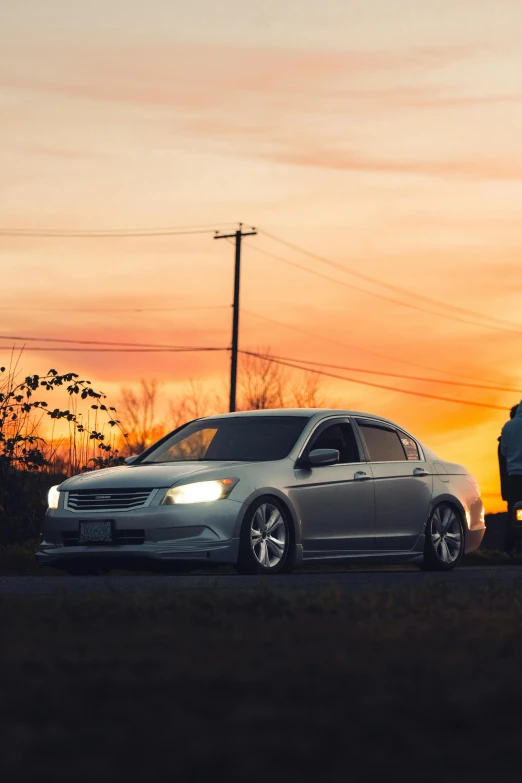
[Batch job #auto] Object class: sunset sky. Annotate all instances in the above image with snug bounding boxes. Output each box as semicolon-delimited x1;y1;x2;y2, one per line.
2;1;522;510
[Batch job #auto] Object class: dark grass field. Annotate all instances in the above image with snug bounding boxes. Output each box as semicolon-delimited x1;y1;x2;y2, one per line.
2;583;522;782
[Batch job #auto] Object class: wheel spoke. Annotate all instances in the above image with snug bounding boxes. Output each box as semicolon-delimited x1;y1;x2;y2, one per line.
255;539;265;566
432;533;441;547
267;535;284;559
266;510;283;533
432;509;442;535
445;533;461;552
441;539;451;562
443;510;456;534
255;506;266;528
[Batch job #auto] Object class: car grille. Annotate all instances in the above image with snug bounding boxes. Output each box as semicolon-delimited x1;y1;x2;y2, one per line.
65;489;155;513
61;528;145;546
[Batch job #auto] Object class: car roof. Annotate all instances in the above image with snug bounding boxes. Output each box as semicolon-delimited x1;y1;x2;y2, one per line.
200;408;398;426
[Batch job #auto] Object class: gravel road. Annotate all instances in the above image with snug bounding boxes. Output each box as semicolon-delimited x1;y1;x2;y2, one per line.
1;565;522;594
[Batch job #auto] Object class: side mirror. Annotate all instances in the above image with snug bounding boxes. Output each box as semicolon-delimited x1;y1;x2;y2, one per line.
124;455;139;465
307;448;340;467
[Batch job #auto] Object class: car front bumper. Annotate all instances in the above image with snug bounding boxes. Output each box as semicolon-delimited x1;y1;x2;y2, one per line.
36;500;242;568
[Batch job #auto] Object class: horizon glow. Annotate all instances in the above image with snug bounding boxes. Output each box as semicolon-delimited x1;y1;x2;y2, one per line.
2;0;522;512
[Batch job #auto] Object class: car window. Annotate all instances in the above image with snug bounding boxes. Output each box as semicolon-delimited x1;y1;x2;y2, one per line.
142;416;310;462
154;428;218;461
397;433;420;461
356;421;407;462
309;423;361;464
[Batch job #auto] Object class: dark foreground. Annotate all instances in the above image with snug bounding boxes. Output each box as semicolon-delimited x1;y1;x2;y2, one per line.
2;580;522;782
1;563;522;594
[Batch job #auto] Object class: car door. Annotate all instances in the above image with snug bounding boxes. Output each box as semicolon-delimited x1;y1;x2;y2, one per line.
354;418;432;552
288;417;375;557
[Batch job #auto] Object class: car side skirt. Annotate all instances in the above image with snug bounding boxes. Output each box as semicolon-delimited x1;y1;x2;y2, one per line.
302;549;425;565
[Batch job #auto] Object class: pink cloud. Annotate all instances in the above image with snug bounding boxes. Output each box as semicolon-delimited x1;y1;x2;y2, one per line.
0;40;485;110
2;39;519;183
259;148;522;181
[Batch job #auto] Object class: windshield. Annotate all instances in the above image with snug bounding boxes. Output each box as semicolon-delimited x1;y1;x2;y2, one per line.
141;416;310;463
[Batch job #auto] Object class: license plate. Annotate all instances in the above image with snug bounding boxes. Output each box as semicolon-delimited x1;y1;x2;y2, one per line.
79;520;113;544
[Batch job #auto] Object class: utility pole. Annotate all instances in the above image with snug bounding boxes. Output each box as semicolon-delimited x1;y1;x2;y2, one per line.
214;223;257;412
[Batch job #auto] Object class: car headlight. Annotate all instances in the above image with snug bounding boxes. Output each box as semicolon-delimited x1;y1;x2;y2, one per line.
162;478;239;505
48;485;61;509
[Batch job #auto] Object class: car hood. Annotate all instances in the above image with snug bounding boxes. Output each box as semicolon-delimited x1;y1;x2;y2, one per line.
59;462;248;491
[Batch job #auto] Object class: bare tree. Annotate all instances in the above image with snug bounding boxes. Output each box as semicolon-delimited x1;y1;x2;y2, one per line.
117;357;328;458
239;349;327;410
239;350;287;410
165;379;225;459
289;370;325;408
118;379;166;454
168;378;224;429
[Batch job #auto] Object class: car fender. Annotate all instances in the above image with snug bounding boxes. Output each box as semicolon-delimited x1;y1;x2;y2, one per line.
232;487;303;564
426;492;468;536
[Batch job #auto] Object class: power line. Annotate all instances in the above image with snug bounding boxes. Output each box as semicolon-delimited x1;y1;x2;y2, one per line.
2;347;228;353
5;218;516;333
241;308;508;387
243;352;509;411
3;217;516;405
7;216;516;331
0;333;226;350
243;350;521;394
246;242;522;337
1;222;235;233
0;305;229;313
0;227;220;238
258;228;522;334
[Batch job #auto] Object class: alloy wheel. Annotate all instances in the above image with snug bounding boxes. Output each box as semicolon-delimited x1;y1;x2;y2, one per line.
250;502;287;568
430;505;463;564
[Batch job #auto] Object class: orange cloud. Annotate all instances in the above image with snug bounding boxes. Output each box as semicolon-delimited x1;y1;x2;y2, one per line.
258;148;522;181
0;40;484;108
3;38;518;183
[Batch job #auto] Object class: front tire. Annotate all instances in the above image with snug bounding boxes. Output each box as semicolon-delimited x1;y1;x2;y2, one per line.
235;497;292;575
420;504;464;571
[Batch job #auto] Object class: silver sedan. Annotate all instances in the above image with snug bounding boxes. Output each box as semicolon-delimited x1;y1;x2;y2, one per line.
37;409;485;574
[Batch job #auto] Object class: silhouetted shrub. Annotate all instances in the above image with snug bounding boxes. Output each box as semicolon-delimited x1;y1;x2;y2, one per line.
0;360;125;544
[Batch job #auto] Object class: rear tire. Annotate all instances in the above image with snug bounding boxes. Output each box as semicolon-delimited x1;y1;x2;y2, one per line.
235;496;292;575
420;504;464;571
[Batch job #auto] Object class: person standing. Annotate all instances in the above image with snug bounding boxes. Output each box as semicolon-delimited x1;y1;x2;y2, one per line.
500;403;522;554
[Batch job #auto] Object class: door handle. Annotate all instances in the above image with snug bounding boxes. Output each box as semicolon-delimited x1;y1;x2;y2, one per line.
413;467;429;477
354;471;372;481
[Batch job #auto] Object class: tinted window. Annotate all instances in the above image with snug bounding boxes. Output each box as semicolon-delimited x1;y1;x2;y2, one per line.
356;421;406;462
310;423;360;464
397;433;420;461
142;416;309;463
